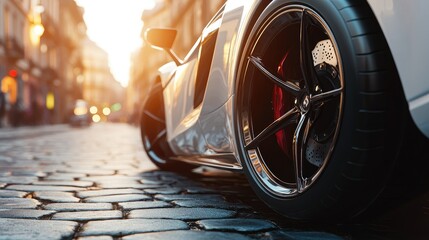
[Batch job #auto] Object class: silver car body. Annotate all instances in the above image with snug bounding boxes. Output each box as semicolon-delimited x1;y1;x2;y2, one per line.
367;0;429;138
158;0;429;169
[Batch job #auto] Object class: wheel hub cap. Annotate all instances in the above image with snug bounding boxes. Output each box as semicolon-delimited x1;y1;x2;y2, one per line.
300;95;310;112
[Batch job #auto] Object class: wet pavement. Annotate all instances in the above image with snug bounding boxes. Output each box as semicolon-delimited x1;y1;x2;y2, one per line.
0;123;428;239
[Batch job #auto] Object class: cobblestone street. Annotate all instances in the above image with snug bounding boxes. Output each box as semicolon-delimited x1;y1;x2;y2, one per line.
0;123;427;240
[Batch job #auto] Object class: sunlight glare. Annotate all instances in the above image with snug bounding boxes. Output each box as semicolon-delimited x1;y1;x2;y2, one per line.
75;0;156;87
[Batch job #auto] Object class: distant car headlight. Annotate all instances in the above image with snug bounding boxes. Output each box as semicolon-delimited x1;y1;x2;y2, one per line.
102;107;111;116
74;107;88;116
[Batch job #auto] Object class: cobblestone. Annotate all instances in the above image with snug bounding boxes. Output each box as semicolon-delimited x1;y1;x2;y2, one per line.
34;191;80;203
97;182;153;189
118;201;171;210
0;218;77;240
78;177;145;189
154;194;225;202
33;180;95;187
263;230;346;240
197;218;277;232
44;203;113;211
0;176;38;184
0;189;28;198
6;184;85;192
129;207;236;220
58;169;116;176
144;187;183;195
77;188;144;198
0;209;55;219
78;236;113;240
123;230;254;240
80;176;141;183
85;194;151;203
80;219;188;236
139;179;173;185
45;173;87;181
173;199;250;210
52;210;123;221
185;186;217;194
10;170;47;177
0;198;40;209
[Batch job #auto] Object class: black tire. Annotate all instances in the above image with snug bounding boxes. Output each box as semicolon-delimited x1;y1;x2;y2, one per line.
235;0;406;221
140;81;196;172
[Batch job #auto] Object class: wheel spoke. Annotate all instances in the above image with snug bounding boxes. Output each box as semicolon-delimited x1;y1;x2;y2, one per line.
248;56;300;96
148;129;167;151
311;87;343;104
300;9;318;94
246;107;300;150
143;110;165;124
292;113;310;191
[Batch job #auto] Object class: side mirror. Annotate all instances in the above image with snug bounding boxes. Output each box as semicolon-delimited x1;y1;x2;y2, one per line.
145;28;177;49
145;28;183;65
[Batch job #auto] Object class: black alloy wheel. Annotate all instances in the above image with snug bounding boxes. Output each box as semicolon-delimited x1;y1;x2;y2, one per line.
236;0;406;221
140;81;195;172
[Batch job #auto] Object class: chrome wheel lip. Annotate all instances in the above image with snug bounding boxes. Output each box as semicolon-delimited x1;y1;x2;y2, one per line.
239;5;345;197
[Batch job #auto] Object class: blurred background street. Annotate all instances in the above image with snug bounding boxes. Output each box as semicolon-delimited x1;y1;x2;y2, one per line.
0;0;226;128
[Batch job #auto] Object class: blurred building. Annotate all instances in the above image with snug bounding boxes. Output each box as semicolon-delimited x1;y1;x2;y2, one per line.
0;0;27;126
81;38;125;122
58;0;87;122
0;0;87;127
127;0;226;124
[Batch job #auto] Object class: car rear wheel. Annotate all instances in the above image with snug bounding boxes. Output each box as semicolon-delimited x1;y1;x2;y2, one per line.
235;0;406;221
140;81;195;172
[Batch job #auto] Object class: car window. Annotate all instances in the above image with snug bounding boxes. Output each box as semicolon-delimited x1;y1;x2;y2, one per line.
184;37;201;61
184;4;225;63
193;5;224;108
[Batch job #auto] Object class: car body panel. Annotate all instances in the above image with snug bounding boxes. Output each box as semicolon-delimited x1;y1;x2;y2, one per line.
200;2;249;115
163;58;210;156
158;62;177;88
367;0;429;137
159;0;261;161
164;58;199;140
199;96;235;154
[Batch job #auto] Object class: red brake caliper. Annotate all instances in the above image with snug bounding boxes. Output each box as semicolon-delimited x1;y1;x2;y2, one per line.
272;52;293;157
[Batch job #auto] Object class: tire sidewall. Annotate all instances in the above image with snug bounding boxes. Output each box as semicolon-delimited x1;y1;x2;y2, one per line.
140;82;168;166
140;81;197;172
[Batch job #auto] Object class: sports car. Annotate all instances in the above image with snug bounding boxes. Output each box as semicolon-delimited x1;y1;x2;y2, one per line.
140;0;429;220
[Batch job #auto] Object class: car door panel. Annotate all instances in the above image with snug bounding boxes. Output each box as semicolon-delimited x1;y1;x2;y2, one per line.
164;59;199;140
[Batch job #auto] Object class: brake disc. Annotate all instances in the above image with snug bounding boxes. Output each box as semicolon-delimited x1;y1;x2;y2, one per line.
306;39;338;167
311;39;338;67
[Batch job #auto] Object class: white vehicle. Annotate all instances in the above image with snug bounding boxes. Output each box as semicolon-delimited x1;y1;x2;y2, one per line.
140;0;429;221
